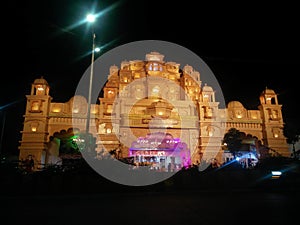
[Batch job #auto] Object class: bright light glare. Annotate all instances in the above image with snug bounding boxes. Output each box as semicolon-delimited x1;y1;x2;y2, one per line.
86;14;96;23
94;47;101;52
271;171;282;176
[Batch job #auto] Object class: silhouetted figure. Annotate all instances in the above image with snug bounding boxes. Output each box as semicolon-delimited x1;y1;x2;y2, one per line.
24;155;34;172
211;158;220;168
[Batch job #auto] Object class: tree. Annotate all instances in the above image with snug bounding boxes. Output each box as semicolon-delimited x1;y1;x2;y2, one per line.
222;128;244;156
75;132;97;158
52;128;97;158
57;129;81;155
284;125;300;159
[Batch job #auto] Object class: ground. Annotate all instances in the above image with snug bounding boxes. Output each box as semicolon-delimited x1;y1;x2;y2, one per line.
1;157;300;225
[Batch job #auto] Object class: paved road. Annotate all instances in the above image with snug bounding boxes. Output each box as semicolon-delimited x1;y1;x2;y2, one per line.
1;189;299;225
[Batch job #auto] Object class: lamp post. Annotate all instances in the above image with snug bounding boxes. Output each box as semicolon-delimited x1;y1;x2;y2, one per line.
85;13;96;139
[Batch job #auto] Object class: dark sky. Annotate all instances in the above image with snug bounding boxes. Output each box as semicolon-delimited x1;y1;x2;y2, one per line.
1;0;299;156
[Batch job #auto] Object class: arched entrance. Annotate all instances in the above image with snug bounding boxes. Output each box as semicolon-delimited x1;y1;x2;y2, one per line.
129;132;191;171
46;128;96;165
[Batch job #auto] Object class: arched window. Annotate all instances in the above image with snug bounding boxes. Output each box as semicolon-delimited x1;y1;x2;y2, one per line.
31;101;40;111
151;85;160;97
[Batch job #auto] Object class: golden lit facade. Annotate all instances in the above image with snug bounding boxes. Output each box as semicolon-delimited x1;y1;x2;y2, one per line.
18;52;290;168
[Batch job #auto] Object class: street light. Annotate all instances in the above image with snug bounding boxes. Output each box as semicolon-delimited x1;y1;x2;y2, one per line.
86;13;96;23
85;13;96;137
94;47;101;52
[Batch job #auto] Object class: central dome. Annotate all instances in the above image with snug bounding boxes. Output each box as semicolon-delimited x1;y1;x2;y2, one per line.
227;101;244;108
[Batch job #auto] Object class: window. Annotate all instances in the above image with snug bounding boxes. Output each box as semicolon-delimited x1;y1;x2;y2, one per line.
35;85;44;95
107;105;113;114
107;90;115;98
30;122;38;132
149;63;161;71
151;86;160;97
31;101;40;111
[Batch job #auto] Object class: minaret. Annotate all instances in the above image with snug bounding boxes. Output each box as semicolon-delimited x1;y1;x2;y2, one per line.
198;83;223;162
258;87;290;157
18;76;52;169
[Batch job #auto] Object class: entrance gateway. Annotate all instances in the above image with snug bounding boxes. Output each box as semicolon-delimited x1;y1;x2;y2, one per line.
129;132;191;171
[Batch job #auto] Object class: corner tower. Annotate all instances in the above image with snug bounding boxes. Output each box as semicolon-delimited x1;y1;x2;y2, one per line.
18;77;52;169
258;88;289;156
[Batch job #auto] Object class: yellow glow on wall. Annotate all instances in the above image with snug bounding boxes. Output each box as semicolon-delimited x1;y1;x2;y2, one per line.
52;108;61;113
31;102;40;111
35;85;45;95
31;127;37;132
107;105;112;113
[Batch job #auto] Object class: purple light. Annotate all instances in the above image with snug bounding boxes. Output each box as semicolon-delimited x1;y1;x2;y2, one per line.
174;138;180;143
127;132;192;168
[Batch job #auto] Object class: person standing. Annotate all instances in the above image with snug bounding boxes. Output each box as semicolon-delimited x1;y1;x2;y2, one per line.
24;155;34;172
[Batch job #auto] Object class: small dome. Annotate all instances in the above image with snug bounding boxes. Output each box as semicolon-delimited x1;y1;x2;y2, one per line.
227;101;244;108
33;76;48;85
69;95;87;105
202;83;213;92
261;88;276;95
109;65;119;74
146;52;164;61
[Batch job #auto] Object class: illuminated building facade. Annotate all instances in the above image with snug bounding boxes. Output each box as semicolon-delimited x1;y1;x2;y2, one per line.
18;52;290;169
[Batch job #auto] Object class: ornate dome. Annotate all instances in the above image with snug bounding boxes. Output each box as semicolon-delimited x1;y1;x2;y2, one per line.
69;95;87;105
68;95;88;114
202;83;213;92
261;88;276;95
33;76;48;85
227;101;244;109
145;52;164;62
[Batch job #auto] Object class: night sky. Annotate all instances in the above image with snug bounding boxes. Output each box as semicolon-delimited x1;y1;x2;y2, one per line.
1;0;299;156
